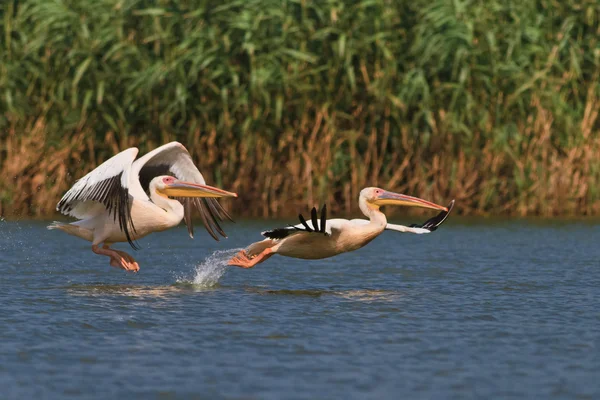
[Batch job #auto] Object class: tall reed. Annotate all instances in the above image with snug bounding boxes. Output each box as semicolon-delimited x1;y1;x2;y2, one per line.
1;0;600;218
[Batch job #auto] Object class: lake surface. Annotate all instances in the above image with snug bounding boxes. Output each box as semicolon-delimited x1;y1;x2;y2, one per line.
0;217;599;399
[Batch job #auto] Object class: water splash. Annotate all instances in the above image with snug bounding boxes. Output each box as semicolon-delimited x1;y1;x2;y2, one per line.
176;248;242;287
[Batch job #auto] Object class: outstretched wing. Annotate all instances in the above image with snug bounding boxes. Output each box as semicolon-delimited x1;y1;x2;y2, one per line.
349;199;455;234
262;204;330;240
408;199;455;232
57;148;139;248
130;142;232;241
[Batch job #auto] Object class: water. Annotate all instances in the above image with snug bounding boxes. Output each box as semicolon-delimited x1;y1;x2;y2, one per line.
1;218;599;399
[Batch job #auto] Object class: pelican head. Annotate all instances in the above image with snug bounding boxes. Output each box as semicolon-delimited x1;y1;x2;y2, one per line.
154;176;237;198
361;187;447;211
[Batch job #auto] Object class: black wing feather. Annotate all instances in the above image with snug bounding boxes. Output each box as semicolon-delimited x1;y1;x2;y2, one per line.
298;213;313;232
409;200;455;232
174;197;228;241
262;228;294;240
194;198;219;240
57;172;139;249
203;198;228;235
181;198;195;238
207;198;234;222
200;198;227;238
141;161;233;241
319;204;327;233
262;204;330;240
310;207;319;232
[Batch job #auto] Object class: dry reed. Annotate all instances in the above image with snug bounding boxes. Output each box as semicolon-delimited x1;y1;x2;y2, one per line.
1;0;600;218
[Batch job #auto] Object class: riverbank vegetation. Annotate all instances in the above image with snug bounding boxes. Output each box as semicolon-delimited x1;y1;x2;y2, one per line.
1;0;600;217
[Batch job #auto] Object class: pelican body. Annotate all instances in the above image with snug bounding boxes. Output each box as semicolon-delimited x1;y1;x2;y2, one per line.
228;188;454;268
49;142;237;272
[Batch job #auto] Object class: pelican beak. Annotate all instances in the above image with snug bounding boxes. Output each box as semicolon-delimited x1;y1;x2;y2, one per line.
373;190;448;211
159;180;238;198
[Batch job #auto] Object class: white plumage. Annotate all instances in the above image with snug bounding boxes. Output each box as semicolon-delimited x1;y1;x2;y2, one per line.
129;142;208;200
229;189;454;268
58;148;138;220
50;142;237;272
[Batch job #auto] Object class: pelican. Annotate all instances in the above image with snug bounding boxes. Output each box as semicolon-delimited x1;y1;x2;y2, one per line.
228;188;454;268
49;142;237;272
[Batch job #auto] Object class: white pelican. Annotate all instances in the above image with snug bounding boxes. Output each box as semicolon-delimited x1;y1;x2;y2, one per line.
228;188;454;268
49;142;237;272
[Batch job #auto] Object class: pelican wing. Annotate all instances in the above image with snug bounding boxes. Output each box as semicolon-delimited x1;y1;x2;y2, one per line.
57;148;139;247
131;141;232;241
350;200;454;235
352;199;455;234
408;200;455;232
262;205;332;239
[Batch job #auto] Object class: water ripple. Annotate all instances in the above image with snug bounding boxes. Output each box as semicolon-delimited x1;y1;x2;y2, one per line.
0;220;599;399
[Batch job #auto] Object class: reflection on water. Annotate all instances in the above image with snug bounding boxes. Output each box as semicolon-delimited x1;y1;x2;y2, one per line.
66;284;193;298
246;287;401;302
334;289;402;302
66;285;401;302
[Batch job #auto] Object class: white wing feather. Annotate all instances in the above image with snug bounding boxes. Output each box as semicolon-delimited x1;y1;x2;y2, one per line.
286;219;347;236
57;148;138;219
349;199;455;235
130;142;205;199
350;219;429;234
129;141;231;240
350;219;430;234
261;206;342;239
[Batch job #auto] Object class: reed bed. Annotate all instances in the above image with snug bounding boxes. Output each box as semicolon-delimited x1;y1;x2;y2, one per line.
1;0;600;218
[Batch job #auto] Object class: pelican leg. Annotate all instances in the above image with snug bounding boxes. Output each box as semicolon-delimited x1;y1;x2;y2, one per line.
228;248;274;269
110;248;140;272
92;245;139;272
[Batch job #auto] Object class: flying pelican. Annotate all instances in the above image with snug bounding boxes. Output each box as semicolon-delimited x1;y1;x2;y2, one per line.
49;142;237;272
228;188;454;268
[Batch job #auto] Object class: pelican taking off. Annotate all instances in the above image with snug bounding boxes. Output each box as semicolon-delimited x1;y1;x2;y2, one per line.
49;142;237;272
228;188;454;268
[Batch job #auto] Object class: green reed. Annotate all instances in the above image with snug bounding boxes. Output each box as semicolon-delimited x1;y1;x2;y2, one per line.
1;0;600;217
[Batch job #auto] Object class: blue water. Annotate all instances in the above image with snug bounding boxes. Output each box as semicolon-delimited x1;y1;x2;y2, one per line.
0;218;599;399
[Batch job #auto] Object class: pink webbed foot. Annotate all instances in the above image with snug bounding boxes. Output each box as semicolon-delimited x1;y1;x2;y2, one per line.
111;248;140;272
228;248;274;269
92;245;140;273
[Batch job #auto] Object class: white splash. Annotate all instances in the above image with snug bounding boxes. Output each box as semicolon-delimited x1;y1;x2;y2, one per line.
176;248;242;287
